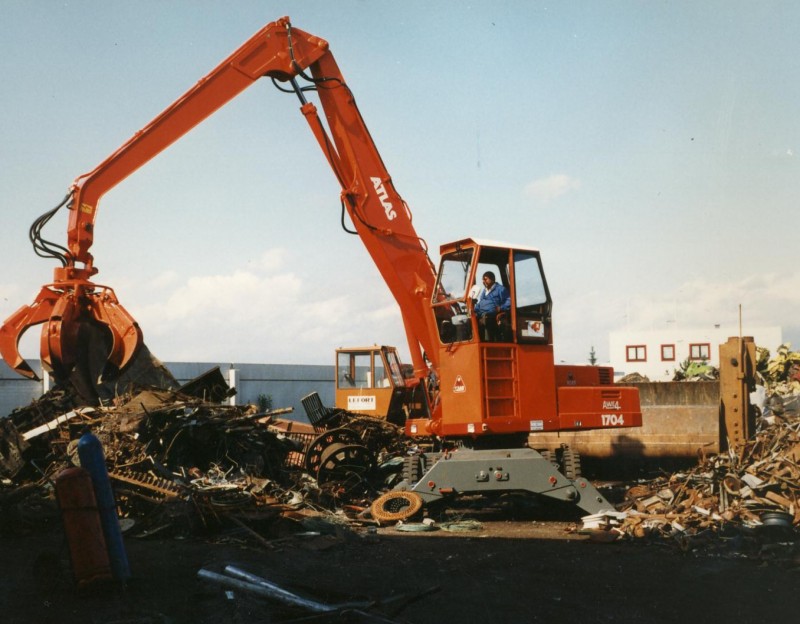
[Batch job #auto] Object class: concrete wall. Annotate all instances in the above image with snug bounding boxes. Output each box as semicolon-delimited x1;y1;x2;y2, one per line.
0;360;335;421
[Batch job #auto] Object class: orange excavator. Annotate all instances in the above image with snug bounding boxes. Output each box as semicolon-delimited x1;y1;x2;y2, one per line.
0;17;641;514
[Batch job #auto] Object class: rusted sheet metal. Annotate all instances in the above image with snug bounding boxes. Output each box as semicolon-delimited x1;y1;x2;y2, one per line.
719;336;758;451
531;381;720;460
177;366;232;403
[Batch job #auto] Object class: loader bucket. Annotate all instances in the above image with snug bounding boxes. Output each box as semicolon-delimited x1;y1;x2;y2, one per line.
0;280;142;382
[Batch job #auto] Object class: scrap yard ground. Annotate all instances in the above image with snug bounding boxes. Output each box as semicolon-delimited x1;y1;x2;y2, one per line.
1;513;798;624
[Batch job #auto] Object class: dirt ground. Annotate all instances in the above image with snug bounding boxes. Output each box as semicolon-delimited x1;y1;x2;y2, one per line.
2;500;799;624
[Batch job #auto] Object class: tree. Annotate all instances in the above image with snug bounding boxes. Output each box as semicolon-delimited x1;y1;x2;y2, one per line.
589;346;597;365
257;393;273;412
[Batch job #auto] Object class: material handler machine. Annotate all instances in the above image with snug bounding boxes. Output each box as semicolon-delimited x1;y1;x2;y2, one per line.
0;17;640;514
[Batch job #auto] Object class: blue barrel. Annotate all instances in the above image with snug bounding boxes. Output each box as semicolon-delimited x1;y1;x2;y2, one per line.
77;431;131;582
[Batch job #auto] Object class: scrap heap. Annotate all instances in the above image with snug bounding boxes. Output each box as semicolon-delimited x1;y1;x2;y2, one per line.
587;345;800;555
0;374;415;540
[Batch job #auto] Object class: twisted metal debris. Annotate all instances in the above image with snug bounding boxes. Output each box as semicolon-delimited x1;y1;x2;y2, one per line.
585;345;800;556
0;383;417;541
616;399;799;534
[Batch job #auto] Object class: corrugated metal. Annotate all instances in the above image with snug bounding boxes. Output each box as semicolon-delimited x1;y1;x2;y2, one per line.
0;360;335;421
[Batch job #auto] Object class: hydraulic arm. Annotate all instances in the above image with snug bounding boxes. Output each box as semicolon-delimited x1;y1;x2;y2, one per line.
0;17;439;383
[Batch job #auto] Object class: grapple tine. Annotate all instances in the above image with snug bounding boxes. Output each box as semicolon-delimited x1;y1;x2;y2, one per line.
88;287;143;380
0;287;61;380
41;289;82;378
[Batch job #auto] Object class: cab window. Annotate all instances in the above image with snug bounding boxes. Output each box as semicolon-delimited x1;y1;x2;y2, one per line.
433;248;474;344
513;251;551;343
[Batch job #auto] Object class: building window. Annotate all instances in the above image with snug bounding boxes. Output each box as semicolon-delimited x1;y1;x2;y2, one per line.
661;344;675;361
626;345;647;362
689;343;710;361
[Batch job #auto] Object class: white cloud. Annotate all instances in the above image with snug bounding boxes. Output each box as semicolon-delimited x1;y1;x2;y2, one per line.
139;270;302;324
554;271;800;364
253;248;286;272
524;174;581;202
623;273;800;331
123;255;409;365
151;270;180;289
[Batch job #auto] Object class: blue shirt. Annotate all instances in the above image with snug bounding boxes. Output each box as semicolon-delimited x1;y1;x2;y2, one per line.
475;283;511;316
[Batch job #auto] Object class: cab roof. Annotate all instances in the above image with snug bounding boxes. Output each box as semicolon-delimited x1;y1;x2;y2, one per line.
439;237;541;254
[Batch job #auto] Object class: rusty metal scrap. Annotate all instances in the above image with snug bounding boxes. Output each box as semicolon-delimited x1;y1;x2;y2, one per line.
109;467;186;501
1;378;418;542
584;393;800;553
0;387;85;480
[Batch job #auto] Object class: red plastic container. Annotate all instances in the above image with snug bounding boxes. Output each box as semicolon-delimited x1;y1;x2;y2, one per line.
55;467;113;585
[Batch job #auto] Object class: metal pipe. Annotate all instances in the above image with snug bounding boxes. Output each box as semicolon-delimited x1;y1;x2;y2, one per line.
198;568;336;613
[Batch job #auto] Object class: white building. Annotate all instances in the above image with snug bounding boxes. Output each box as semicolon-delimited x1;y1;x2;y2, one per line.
609;324;782;381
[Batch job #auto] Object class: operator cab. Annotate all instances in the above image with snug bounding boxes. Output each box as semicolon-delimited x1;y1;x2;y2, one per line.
334;345;424;425
432;239;552;346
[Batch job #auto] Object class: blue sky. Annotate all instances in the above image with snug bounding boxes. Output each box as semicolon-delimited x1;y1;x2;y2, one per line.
1;1;798;369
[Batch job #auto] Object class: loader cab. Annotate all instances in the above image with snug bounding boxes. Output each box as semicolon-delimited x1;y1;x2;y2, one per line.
432;239;553;347
334;345;422;426
425;239;561;438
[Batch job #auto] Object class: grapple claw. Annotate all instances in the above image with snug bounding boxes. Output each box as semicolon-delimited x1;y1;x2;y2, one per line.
0;286;61;380
87;286;143;381
0;280;143;383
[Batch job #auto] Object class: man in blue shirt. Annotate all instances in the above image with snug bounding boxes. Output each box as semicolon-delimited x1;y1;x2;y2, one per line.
474;271;511;341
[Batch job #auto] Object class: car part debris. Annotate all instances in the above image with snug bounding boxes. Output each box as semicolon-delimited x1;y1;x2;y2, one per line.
304;428;363;475
177;366;233;403
370;491;423;525
439;520;483;533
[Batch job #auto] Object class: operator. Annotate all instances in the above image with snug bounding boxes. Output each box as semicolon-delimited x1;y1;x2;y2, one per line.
474;271;511;341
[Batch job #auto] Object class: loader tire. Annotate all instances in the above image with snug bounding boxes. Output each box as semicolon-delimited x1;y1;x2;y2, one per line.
536;449;559;470
558;444;582;480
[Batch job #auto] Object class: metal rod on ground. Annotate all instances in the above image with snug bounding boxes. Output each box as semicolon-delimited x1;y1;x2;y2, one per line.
221;566;440;622
224;566;377;613
22;408;93;440
198;568;337;613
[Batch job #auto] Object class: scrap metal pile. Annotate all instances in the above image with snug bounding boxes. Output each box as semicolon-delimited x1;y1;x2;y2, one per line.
612;397;799;535
585;345;800;556
0;379;417;540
